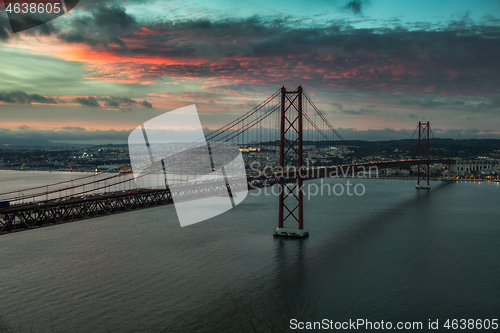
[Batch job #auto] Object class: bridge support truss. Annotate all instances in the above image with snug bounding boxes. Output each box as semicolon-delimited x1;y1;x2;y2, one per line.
274;86;309;238
0;189;174;234
416;121;431;189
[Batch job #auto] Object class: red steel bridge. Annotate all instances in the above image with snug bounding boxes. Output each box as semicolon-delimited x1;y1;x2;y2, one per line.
0;87;452;235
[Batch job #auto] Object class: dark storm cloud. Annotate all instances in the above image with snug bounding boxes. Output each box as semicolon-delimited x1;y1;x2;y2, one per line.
71;0;147;10
101;96;132;107
91;3;136;31
344;0;366;14
0;91;57;104
140;100;153;108
100;15;499;95
73;96;152;108
0;11;58;41
58;3;136;49
100;96;153;108
74;96;100;107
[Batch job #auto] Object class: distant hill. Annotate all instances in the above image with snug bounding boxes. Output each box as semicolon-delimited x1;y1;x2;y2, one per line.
261;138;500;159
348;139;500;158
90;143;129;148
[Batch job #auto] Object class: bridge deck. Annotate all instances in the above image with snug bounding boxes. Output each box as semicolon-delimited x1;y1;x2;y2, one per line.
0;159;452;235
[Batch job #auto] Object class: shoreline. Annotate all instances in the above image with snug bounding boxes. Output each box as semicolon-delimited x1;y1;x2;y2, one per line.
1;169;497;183
0;169;120;174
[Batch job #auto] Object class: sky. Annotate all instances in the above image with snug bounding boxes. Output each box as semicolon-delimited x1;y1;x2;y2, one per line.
0;0;499;144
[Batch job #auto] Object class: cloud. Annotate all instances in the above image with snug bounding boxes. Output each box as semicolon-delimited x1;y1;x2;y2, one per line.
464;95;500;112
61;126;86;131
399;98;443;108
0;3;136;46
344;0;366;14
140;100;153;108
0;88;153;109
397;96;500;112
58;3;136;49
102;96;130;107
0;91;57;104
73;95;153;108
0;15;10;41
74;96;100;107
341;108;380;116
0;9;59;41
100;96;153;108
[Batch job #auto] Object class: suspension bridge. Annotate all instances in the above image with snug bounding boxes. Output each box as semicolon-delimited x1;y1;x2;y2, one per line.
0;86;452;236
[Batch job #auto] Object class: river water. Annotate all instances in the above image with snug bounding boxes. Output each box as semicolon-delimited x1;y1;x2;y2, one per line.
0;171;499;332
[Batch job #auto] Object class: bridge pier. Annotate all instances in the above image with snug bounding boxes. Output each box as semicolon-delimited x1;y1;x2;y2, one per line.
273;227;309;238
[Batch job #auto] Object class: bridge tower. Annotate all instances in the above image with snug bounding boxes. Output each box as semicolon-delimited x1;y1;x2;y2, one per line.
274;86;309;238
416;121;431;189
